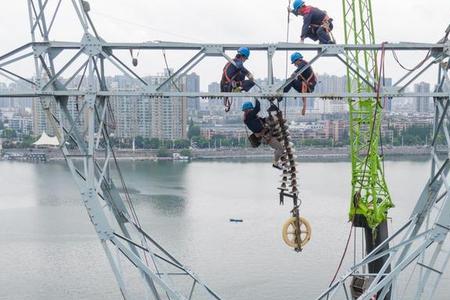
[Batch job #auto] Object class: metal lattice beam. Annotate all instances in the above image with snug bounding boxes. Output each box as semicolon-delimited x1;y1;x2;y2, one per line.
316;58;450;300
0;1;447;299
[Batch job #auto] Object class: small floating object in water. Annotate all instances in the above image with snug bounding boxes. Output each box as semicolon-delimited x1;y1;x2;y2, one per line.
229;218;243;223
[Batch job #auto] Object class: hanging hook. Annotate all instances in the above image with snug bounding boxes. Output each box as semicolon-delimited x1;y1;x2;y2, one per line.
130;49;138;67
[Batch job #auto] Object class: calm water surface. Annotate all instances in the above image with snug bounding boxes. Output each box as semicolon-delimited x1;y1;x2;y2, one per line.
0;159;448;299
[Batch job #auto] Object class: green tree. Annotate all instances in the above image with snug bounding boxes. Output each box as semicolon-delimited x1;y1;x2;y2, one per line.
1;128;17;139
191;136;209;148
134;136;144;149
148;138;160;149
157;147;171;157
174;139;190;149
20;135;37;148
180;149;192;157
187;119;201;139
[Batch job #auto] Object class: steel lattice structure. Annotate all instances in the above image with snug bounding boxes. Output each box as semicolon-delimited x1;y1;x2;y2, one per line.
0;1;449;299
317;54;450;299
343;0;393;231
342;0;393;298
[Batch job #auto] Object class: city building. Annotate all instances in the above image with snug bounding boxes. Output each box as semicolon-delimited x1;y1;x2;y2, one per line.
414;82;432;113
32;70;188;141
9;113;33;135
0;82;33;109
314;74;348;114
186;73;200;114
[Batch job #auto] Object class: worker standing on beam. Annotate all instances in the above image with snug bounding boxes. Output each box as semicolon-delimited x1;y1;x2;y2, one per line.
221;47;255;112
290;0;335;44
282;52;317;115
242;99;285;170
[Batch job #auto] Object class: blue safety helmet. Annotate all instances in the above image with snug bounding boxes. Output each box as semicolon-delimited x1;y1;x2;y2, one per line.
242;101;254;111
290;52;304;64
237;47;250;59
292;0;305;11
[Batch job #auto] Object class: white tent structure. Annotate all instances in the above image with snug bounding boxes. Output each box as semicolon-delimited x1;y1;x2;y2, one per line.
33;132;59;147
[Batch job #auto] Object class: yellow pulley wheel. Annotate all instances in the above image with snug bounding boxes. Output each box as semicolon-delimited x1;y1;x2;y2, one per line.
282;216;312;249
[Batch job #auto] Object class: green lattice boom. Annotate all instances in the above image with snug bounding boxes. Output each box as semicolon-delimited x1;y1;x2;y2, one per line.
342;0;394;229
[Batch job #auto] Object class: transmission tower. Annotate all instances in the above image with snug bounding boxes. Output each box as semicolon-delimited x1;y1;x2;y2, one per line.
24;1;221;299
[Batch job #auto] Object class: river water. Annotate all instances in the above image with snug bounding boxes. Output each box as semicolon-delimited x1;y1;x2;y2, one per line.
0;159;449;300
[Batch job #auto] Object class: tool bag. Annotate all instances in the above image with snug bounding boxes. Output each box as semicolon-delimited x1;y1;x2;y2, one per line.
248;133;262;148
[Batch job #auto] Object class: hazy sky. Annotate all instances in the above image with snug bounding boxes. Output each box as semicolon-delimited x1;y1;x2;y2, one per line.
0;0;449;90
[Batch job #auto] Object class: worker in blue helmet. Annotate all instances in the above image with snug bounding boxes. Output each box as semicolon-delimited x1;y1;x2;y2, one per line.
282;52;317;115
289;0;335;44
242;99;284;170
221;47;256;112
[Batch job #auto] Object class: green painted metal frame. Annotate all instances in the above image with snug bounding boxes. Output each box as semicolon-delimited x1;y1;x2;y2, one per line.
343;0;393;229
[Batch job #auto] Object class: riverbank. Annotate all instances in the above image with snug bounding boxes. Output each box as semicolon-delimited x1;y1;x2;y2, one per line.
1;145;432;162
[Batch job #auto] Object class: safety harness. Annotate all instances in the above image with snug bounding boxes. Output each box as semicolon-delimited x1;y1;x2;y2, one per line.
300;5;335;43
297;64;317;93
310;15;335;43
222;62;245;112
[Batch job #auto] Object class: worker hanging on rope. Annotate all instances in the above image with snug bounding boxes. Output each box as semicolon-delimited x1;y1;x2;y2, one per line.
242;99;285;170
221;47;256;112
289;0;335;44
282;52;317;115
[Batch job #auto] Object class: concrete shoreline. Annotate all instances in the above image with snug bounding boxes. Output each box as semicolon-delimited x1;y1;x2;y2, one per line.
2;146;432;162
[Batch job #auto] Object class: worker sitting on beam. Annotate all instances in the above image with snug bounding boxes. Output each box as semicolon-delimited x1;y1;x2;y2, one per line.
290;0;335;44
282;52;317;115
242;99;284;170
221;47;255;112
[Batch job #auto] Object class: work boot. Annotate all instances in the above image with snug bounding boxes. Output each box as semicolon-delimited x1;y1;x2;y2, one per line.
272;162;283;170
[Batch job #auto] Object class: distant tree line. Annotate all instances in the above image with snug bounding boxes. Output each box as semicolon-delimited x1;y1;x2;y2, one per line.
391;124;433;146
0;122;437;151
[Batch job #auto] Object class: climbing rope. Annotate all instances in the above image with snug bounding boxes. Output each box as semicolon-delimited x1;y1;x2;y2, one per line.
392;49;431;72
284;0;292;116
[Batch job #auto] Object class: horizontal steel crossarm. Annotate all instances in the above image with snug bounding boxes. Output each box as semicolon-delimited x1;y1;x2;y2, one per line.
104;42;447;52
14;41;447;52
1;91;449;98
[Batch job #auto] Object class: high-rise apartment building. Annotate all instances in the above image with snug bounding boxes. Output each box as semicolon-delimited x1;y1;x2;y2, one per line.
315;74;348;113
32;71;188;140
186;73;200;113
414;82;431;113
